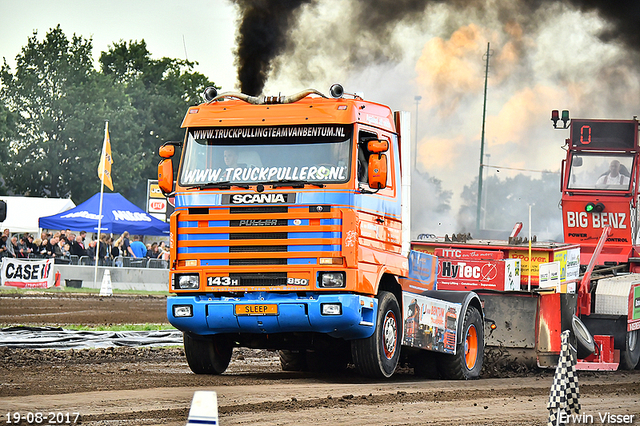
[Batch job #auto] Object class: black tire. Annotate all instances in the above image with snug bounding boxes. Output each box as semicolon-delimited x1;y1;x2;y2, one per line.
279;350;307;371
438;306;484;380
183;332;233;375
620;330;640;370
351;291;401;378
572;315;595;359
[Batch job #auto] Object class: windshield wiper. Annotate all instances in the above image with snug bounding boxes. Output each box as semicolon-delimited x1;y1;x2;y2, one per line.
187;181;250;189
271;179;324;188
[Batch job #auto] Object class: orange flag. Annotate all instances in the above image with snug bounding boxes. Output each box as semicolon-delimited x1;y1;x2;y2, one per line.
98;121;114;190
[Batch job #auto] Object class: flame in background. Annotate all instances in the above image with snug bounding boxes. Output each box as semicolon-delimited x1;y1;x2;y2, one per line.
233;0;640;237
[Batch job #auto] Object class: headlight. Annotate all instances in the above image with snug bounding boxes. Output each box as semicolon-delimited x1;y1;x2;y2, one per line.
173;304;193;317
318;272;345;288
321;303;342;315
174;274;200;290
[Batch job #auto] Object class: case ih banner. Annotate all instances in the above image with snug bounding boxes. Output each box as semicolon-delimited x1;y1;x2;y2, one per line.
1;258;55;288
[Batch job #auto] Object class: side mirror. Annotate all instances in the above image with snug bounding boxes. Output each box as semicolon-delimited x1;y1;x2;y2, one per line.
0;200;6;222
368;153;387;189
158;159;174;194
367;139;389;153
158;140;182;159
159;145;175;158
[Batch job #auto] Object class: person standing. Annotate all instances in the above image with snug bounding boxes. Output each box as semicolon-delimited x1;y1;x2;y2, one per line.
7;236;18;258
130;235;147;258
122;231;132;257
0;235;8;258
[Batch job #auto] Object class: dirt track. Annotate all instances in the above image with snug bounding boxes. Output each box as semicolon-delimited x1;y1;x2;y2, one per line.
1;293;639;425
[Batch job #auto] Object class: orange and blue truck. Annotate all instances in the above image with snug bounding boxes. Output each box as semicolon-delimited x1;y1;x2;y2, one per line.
158;85;640;378
157;85;484;379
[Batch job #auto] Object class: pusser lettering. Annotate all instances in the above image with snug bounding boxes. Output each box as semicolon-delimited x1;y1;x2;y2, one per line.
566;211;627;229
238;219;278;226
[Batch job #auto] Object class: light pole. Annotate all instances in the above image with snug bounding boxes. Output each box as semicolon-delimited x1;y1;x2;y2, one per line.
414;95;422;171
476;42;491;234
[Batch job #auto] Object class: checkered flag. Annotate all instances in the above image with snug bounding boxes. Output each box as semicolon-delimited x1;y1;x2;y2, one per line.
547;330;580;425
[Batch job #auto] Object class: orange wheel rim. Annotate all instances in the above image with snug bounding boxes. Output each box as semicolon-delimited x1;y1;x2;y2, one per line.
464;325;478;369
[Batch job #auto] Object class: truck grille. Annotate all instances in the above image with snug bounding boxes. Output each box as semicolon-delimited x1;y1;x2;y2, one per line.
229;245;287;253
230;232;287;240
230;258;288;265
176;203;342;274
229;272;287;286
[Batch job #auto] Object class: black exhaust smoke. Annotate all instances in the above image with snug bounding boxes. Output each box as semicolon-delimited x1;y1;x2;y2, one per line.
231;0;640;95
233;0;313;96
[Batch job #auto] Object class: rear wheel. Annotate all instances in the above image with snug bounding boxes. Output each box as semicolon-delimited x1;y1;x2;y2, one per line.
279;350;306;371
183;332;233;375
351;291;401;378
438;306;484;380
620;329;640;370
572;315;595;359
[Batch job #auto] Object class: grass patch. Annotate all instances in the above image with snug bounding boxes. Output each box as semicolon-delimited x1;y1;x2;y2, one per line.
1;323;177;332
68;324;177;331
0;285;169;296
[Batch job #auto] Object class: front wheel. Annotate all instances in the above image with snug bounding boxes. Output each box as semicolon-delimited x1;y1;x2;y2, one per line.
438;306;484;380
351;291;401;378
183;332;233;375
620;329;640;370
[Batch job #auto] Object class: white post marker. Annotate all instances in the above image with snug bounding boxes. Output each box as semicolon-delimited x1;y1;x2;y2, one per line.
99;269;113;296
186;391;219;425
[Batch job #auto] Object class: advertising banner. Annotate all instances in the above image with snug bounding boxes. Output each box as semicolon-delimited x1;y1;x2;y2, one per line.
398;250;437;293
1;258;55;288
628;283;640;332
539;261;561;290
402;292;460;354
436;257;521;291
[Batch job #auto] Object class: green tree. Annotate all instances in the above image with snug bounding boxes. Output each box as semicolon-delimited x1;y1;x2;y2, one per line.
0;28;216;209
0;25;138;203
99;40;216;206
0;100;18;194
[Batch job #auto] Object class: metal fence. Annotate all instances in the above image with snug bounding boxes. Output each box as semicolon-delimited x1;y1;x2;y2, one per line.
53;255;168;269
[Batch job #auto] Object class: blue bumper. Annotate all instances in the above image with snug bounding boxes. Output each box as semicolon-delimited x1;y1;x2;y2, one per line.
167;292;377;340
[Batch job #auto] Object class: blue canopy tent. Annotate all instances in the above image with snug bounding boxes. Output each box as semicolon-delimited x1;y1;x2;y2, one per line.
39;193;169;235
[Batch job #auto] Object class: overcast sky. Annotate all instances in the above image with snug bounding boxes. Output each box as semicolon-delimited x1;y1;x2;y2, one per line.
0;0;240;91
1;0;639;238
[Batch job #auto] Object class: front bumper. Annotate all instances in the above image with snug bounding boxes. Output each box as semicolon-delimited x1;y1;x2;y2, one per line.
167;292;377;340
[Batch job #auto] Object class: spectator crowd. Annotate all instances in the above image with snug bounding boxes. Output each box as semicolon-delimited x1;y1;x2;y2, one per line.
0;228;169;267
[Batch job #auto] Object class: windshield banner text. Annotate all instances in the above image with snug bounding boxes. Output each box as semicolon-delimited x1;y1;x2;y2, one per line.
184;165;348;184
191;125;348;141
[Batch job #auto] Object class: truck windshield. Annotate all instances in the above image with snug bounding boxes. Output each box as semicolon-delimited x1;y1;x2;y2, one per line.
179;125;353;186
567;153;634;191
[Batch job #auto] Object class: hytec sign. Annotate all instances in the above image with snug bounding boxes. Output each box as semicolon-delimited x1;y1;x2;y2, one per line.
434;248;520;292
